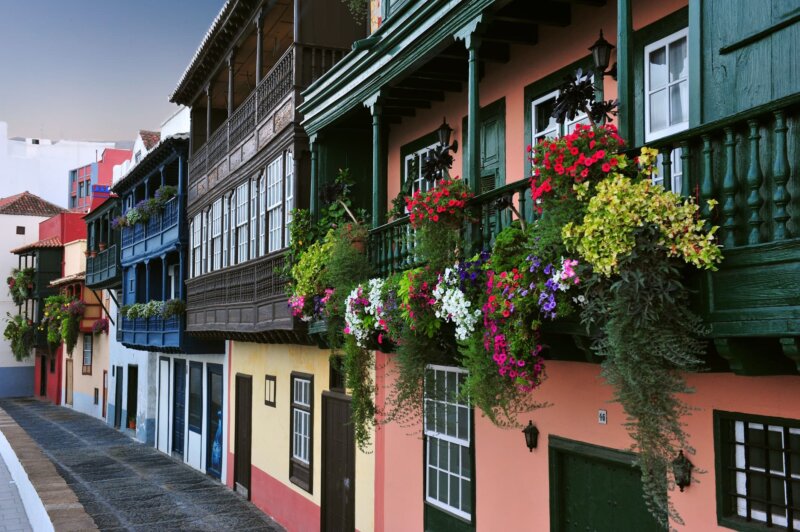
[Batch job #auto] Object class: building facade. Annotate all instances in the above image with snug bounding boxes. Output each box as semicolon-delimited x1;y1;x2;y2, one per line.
0;193;65;397
169;0;374;529
298;0;800;530
67;148;132;212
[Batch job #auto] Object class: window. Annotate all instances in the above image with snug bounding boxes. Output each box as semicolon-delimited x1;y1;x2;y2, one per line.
715;411;800;530
135;151;142;163
201;209;208;275
259;174;266;255
404;141;439;196
424;366;472;521
211;199;222;271
222;193;230;268
250;178;258;259
290;373;313;492
191;214;201;277
267;157;283;253
264;375;276;407
229;191;237;265
285;151;294;246
236;183;248;264
82;334;92;375
188;363;203;432
645;28;689;141
15;226;24;235
529;75;592;146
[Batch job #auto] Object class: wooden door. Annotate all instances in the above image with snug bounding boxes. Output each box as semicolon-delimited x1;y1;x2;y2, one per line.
39;355;47;396
321;392;355;532
172;359;186;458
114;366;123;428
65;359;73;406
549;437;663;532
234;374;252;499
206;364;223;480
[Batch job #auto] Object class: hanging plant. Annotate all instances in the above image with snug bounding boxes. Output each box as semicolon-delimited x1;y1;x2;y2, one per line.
3;314;35;361
92;318;109;335
120;299;186;320
41;295;84;355
115;185;178;229
7;268;34;306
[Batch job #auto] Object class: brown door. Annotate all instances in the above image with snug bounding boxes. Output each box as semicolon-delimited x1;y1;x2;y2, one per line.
234;374;252;499
65;359;73;406
102;370;108;418
321;392;355;532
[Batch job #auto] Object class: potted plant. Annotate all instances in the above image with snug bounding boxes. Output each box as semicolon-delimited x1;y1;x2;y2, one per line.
98;242;106;251
127;416;136;430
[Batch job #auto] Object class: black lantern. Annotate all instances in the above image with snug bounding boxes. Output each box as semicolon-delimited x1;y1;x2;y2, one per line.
422;118;459;182
672;450;693;492
437;117;458;153
589;30;616;79
522;420;539;452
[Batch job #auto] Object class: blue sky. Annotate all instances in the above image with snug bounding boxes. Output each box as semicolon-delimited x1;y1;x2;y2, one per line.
0;0;225;141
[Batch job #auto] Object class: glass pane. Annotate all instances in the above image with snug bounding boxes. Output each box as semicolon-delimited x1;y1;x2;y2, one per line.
424;369;434;398
449;442;459;474
425;399;435;431
461;446;471;478
446;371;457;401
438;471;448;504
436;402;445;434
450;475;460;511
446;404;457;437
461;479;472;514
649;47;667;89
669;37;688;82
534;98;557;135
428;466;437;498
792;480;800;507
458;407;468;441
439;439;449;472
429;440;438;467
769;476;787;507
649;89;668;132
669;81;688;125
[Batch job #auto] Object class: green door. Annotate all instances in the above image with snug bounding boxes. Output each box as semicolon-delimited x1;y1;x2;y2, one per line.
549;437;663;532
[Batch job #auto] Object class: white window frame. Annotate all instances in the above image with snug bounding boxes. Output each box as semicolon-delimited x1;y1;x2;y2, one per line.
653;147;684;194
291;377;312;464
211;199;222;271
267;156;284;253
644;27;689;142
404;142;439;197
201;209;208;275
222;193;230;268
285;151;294;247
250;178;258;260
424;365;472;522
531;90;560;145
191;214;201;278
82;333;92;367
259;174;266;256
235;183;248;264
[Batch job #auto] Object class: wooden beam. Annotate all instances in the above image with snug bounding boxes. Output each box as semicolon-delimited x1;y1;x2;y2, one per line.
397;78;463;92
382;107;416;118
382;97;432;109
495;1;571;27
484;21;538;45
387;87;446;102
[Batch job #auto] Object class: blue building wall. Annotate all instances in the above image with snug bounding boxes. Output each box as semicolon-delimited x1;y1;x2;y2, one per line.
0;366;34;398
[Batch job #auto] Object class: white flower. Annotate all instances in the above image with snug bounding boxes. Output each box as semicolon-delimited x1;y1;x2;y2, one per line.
432;266;480;341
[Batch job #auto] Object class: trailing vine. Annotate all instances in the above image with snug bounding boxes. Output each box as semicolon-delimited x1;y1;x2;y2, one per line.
41;295;85;355
3;314;34;361
7;268;34;306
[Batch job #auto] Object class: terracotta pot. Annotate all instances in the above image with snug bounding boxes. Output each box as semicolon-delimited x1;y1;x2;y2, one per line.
98;242;106;251
128;419;136;429
84;250;90;257
351;237;366;254
90;251;97;258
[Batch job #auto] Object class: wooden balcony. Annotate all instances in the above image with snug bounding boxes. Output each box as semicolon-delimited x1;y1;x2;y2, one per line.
86;245;120;289
187;43;348;209
118;314;224;354
185;251;310;344
120;198;179;264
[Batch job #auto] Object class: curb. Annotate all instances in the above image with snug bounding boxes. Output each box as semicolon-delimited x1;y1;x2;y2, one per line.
0;408;97;531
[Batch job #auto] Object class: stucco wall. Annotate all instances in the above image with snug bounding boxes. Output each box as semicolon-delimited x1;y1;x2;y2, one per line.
227;341;375;532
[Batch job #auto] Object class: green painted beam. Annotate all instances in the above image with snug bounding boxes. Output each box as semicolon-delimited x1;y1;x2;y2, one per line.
616;0;633;141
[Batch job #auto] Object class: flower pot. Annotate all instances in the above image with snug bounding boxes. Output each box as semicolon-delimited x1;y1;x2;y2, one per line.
98;243;106;251
90;251;97;258
128;419;136;430
84;251;90;257
351;237;366;254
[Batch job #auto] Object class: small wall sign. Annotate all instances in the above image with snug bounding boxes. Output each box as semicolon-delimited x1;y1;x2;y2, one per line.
598;409;608;425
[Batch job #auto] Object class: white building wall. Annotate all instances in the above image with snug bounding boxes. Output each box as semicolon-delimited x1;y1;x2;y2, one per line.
0;122;115;208
0;213;51;397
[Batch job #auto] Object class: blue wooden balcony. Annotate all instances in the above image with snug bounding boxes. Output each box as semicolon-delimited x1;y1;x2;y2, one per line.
86;245;120;288
118;313;223;354
120;198;180;264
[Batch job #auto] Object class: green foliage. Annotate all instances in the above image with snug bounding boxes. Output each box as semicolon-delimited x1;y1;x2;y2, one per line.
3;314;34;361
290;234;335;299
489;223;528;272
120;299;186;320
318;168;367;233
41;295;84;355
342;335;377;451
341;0;369;20
6;268;34;306
581;225;706;528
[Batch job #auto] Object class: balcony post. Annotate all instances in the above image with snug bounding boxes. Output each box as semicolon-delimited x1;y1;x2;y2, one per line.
309;134;318;219
455;18;483;193
617;0;633;141
160;165;165;188
145;260;151;302
161;255;167;301
255;8;264;85
365;94;386;228
227;50;236;117
206;84;212;141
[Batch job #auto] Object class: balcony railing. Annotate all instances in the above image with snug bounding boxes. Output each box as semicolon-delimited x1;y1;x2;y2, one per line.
369;179;533;276
118;315;181;350
120;197;180;259
86;244;119;287
186;252;287;310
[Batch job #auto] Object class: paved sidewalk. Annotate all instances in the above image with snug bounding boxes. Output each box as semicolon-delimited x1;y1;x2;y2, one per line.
0;398;283;531
0;450;32;532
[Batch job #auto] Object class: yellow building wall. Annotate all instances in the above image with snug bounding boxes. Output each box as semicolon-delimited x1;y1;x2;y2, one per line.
62;240;86;277
64;320;110;420
229;341;375;532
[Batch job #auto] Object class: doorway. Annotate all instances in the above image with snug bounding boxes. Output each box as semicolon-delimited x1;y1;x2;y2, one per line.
157;358;170;454
321;392;356;532
126;365;138;430
102;370;108;419
549;436;663;531
65;359;73;406
39;355;47;396
187;362;203;470
172;359;186;459
234;374;252;498
206;364;223;480
114;365;123;428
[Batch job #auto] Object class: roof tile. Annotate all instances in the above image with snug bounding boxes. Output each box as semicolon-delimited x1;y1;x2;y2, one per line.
0;192;65;217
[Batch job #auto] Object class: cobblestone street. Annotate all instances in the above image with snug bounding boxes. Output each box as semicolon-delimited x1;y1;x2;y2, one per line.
0;398;283;531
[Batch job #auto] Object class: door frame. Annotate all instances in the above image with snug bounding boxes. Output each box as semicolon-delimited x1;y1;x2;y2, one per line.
102;370;108;418
172;358;187;458
321;390;356;532
234;373;253;499
548;435;641;530
157;356;171;453
114;365;123;428
65;358;73;406
205;363;224;480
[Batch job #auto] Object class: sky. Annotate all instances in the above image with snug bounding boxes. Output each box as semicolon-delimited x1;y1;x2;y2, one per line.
0;0;225;142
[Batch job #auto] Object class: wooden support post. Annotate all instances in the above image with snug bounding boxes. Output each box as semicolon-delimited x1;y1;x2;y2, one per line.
366;94;386;228
700;135;713;220
745;119;763;245
227;50;235;117
309;135;318;219
255;9;264;85
721;127;738;248
617;0;633;142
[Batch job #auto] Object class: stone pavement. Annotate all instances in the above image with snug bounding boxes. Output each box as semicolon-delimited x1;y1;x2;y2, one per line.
0;398;284;532
0;449;32;532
